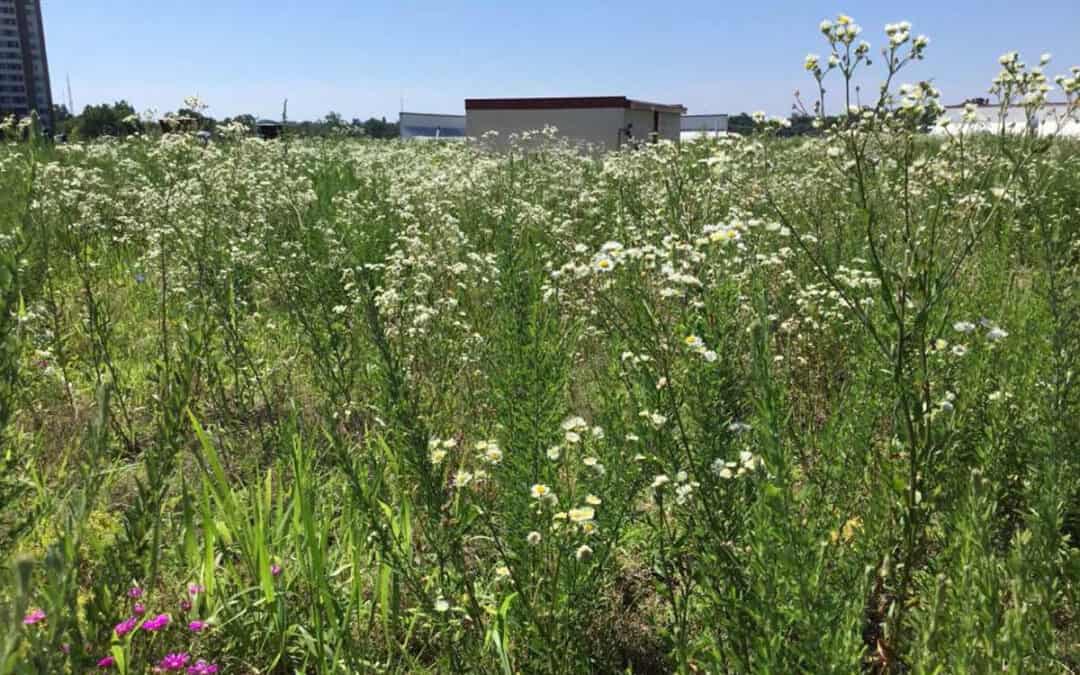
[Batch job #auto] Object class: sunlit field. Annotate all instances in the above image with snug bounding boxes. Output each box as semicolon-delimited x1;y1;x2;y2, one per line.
2;16;1080;674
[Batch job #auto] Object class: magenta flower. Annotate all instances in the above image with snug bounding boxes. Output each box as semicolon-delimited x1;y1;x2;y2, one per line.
59;643;71;654
187;660;219;675
114;617;138;637
23;609;46;625
158;652;190;671
179;598;192;612
271;563;282;577
133;602;146;616
141;613;170;631
188;620;206;633
97;655;116;668
187;583;204;596
128;587;143;599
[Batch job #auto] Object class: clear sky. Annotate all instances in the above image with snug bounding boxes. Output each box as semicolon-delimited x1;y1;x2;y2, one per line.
42;0;1080;122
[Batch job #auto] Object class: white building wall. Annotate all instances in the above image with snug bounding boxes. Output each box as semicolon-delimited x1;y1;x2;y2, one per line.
623;108;681;144
657;111;682;140
682;115;729;133
626;108;654;143
936;105;1080;138
466;107;628;150
399;112;465;139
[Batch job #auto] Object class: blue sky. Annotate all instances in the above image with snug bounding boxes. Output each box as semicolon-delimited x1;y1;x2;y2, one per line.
43;0;1080;121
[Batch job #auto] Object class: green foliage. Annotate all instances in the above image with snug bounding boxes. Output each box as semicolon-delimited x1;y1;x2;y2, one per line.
0;16;1079;674
73;100;138;139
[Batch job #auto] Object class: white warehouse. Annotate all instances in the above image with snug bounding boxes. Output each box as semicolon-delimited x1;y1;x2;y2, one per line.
681;114;729;140
465;96;686;150
935;101;1080;137
399;112;466;140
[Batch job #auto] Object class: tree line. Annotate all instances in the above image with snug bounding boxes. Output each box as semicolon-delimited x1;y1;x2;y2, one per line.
48;103;400;140
40;103;935;141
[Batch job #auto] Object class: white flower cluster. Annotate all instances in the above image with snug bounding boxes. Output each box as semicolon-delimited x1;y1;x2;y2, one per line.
651;470;700;505
820;15;862;45
711;451;762;480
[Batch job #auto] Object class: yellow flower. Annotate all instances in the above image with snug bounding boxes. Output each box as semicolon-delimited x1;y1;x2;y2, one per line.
568;507;595;523
830;516;863;544
708;228;739;244
592;253;615;272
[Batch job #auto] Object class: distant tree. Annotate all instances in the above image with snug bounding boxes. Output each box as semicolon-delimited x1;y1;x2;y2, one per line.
727;111;841;137
360;116;399;139
222;114;257;132
171;107;216;131
778;114;820;137
727;113;755;135
75;100;137;139
51;104;77;136
323;111;345;127
51;103;71;124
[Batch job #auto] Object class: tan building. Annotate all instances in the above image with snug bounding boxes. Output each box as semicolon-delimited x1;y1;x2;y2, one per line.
0;0;52;131
465;96;686;150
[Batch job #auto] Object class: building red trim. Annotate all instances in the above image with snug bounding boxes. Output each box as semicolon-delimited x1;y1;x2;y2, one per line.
465;96;685;114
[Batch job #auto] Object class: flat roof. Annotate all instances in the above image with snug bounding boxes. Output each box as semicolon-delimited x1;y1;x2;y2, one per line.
400;112;465;119
943;101;1071;109
465;96;686;114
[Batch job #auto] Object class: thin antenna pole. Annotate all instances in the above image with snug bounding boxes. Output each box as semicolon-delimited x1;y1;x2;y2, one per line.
66;73;74;112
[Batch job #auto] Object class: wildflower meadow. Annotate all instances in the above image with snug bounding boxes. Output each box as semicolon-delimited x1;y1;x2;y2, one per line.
1;16;1079;674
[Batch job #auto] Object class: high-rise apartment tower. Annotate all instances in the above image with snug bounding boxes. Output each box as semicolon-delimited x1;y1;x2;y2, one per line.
0;0;53;131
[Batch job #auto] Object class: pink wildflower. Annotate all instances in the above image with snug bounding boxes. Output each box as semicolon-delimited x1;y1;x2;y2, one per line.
187;660;219;675
133;603;146;616
97;655;116;668
23;609;46;625
128;587;143;599
141;613;170;631
187;583;204;596
179;599;192;612
188;620;206;633
114;617;138;637
158;652;190;671
271;563;282;577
